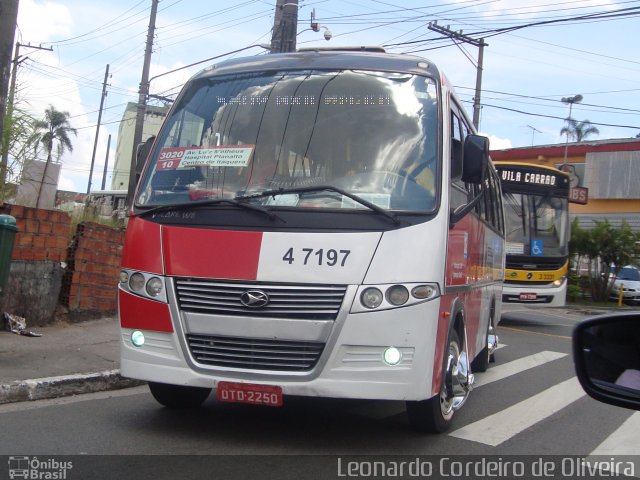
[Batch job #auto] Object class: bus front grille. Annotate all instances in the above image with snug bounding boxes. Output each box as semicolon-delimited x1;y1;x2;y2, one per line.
175;279;347;320
186;334;324;371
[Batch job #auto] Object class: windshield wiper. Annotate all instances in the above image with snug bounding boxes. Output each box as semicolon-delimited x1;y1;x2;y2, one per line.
135;198;284;222
235;185;400;225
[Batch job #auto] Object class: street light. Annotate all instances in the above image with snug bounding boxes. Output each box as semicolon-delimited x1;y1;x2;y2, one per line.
561;94;583;164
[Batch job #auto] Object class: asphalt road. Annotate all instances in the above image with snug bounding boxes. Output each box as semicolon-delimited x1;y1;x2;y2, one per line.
1;308;638;479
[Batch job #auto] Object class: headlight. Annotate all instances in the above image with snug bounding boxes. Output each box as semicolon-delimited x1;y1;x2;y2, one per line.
553;277;565;287
386;285;409;306
129;272;145;291
361;287;383;309
146;277;164;297
119;271;129;284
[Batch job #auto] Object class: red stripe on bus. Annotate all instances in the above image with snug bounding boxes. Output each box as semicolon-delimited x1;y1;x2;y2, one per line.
121;216;163;273
162;227;263;280
119;289;173;332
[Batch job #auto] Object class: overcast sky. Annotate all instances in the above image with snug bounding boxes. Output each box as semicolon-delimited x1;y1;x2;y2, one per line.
12;0;640;193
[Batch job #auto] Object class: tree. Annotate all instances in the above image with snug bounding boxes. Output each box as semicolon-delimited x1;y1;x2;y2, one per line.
560;118;600;142
29;105;77;207
30;105;77;163
570;220;638;302
0;103;38;200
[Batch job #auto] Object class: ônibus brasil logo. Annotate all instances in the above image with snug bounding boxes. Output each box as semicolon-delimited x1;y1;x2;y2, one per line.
8;456;73;479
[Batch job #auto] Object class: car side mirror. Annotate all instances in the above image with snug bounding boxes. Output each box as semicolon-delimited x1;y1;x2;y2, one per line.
573;313;640;410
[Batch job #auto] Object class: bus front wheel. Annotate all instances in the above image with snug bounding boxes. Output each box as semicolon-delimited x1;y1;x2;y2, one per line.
406;330;470;433
148;382;211;408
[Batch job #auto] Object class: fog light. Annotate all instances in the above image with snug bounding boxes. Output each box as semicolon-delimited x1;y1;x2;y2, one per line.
383;346;402;366
131;330;145;347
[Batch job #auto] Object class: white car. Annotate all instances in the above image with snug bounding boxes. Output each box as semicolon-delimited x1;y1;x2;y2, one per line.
610;266;640;305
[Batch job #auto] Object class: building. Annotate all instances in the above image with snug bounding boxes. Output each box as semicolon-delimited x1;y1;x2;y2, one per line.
110;102;169;190
490;138;640;232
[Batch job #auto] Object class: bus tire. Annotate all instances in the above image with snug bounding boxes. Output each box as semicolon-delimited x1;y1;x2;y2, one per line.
406;330;462;433
472;309;495;373
148;382;211;408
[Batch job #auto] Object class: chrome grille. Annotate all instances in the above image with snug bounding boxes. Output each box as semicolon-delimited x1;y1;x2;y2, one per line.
175;279;347;320
187;334;324;371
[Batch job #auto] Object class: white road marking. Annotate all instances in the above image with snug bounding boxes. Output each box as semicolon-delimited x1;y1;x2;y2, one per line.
449;377;585;446
589;411;640;456
474;351;567;387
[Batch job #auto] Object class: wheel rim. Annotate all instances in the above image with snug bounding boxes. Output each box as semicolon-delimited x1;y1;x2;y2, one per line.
440;340;460;420
440;335;474;419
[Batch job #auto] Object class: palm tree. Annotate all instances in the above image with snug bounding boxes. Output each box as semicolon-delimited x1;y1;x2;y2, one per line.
30;105;77;207
31;105;77;163
560;118;600;142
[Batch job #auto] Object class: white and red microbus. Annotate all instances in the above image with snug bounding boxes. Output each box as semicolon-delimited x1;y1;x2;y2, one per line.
119;48;505;432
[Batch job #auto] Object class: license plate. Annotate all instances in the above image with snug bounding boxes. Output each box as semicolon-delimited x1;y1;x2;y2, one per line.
216;381;283;407
520;293;537;301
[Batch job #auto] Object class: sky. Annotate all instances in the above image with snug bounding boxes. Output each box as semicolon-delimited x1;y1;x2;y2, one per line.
11;0;640;193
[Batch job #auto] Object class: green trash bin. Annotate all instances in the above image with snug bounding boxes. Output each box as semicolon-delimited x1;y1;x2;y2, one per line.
0;214;17;297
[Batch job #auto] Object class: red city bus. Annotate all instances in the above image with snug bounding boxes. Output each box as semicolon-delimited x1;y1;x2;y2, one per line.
119;48;505;432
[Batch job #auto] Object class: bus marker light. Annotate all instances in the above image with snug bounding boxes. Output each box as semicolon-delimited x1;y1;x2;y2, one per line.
131;330;145;347
383;347;402;366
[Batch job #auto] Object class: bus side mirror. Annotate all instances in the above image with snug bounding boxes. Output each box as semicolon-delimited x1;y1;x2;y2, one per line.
135;136;156;185
573;313;640;410
461;134;489;184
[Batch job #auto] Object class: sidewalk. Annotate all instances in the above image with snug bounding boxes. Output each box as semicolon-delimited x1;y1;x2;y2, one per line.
0;315;142;404
0;304;629;405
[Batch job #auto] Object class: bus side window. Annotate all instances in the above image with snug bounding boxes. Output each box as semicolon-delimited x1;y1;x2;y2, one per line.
450;111;467;209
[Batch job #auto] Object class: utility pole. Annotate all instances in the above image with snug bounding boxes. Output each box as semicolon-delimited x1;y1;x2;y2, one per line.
270;0;298;53
87;64;109;195
126;0;158;207
0;0;19;181
2;42;53;184
428;22;487;130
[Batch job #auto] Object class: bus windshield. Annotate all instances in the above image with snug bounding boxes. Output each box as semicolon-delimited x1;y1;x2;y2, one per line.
136;69;439;213
504;192;568;257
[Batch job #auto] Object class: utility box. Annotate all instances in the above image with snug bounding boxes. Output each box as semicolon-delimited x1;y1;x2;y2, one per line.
0;214;17;297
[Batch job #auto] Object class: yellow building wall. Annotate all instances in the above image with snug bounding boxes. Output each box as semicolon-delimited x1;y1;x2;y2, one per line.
495;151;640;216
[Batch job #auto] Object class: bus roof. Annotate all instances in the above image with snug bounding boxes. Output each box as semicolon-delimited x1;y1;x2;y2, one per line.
191;49;442;83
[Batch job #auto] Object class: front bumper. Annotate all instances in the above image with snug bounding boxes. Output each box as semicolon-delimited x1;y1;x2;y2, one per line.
120;289;443;402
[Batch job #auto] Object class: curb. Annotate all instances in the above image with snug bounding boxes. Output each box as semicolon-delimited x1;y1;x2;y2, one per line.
0;370;145;405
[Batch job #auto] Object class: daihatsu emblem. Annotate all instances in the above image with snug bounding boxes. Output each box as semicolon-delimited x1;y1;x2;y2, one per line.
240;290;270;308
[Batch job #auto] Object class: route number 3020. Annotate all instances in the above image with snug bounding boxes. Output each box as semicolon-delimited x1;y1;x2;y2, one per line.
282;247;351;267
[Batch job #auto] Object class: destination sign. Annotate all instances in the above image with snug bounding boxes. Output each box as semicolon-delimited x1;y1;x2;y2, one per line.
495;164;570;197
499;169;559;186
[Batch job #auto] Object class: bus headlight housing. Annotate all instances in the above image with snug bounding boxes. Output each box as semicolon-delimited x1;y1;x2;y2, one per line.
119;269;168;303
353;282;440;313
